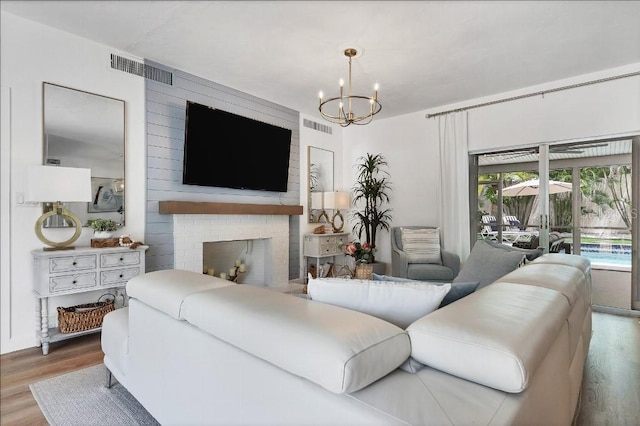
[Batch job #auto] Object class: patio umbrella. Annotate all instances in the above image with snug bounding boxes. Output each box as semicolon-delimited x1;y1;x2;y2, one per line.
502;179;572;197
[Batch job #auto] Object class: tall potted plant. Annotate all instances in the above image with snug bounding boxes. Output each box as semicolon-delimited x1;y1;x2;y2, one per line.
351;153;392;263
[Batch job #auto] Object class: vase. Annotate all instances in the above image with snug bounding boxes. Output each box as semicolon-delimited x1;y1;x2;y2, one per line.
94;231;113;239
354;263;374;280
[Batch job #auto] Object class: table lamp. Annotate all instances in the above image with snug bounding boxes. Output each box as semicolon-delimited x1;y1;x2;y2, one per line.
26;165;92;250
323;191;351;233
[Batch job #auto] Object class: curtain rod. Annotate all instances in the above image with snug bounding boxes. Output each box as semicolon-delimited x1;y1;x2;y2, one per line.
425;70;640;119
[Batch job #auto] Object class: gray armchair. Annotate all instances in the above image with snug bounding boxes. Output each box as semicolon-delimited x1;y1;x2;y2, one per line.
391;226;460;283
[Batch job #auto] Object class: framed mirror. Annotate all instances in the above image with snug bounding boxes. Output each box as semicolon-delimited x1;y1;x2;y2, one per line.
307;146;334;223
42;82;125;228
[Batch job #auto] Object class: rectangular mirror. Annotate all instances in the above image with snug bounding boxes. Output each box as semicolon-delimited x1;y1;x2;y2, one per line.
308;146;334;223
42;82;125;228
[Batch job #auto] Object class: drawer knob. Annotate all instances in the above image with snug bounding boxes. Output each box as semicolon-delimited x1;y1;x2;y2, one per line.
119;257;124;261
119;274;123;278
72;262;77;266
72;280;77;284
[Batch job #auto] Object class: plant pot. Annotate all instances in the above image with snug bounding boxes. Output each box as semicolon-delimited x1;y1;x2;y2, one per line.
94;231;113;239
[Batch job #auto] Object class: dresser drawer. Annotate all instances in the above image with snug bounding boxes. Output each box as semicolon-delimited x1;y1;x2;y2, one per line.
100;267;140;286
100;251;141;268
320;243;339;255
49;272;97;293
49;255;97;273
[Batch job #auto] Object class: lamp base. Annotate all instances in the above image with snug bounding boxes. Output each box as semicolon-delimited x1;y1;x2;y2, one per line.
43;246;76;251
331;210;345;233
35;202;83;250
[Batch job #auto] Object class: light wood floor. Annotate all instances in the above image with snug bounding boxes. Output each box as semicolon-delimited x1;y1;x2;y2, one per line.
1;312;638;425
0;334;103;425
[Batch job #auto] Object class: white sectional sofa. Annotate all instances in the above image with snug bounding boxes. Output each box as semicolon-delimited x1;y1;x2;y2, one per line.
102;253;591;425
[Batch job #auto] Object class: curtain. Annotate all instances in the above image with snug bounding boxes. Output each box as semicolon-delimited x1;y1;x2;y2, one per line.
438;111;471;260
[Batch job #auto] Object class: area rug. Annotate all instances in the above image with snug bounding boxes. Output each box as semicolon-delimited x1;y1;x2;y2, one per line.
29;364;159;425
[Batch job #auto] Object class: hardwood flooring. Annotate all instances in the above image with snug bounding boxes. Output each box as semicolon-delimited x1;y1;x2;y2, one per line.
0;334;103;425
1;312;638;425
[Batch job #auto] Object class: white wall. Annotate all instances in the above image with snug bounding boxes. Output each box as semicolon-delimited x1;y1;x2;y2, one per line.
298;114;343;277
0;12;146;354
342;111;441;272
431;63;640;153
344;64;640;267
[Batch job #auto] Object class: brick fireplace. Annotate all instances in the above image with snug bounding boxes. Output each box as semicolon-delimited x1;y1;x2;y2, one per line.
160;201;303;287
172;213;290;287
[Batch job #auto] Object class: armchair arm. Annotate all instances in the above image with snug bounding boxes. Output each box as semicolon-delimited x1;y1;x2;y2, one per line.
391;235;409;278
440;250;460;279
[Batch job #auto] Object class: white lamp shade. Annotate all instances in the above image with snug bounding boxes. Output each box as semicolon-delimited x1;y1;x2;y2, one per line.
311;192;324;209
26;166;92;202
324;191;351;210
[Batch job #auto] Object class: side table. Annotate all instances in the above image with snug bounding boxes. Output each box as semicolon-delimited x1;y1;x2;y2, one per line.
302;232;349;281
32;245;148;355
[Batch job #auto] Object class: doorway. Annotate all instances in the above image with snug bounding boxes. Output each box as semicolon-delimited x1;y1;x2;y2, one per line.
472;137;638;312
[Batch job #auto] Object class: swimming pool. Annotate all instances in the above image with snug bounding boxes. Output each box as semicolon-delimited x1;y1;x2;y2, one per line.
578;243;632;267
580;251;631;266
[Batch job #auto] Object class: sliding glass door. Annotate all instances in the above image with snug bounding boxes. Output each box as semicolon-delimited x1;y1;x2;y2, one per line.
472;136;638;311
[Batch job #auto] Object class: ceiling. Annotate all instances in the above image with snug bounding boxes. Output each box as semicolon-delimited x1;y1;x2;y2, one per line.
2;1;640;120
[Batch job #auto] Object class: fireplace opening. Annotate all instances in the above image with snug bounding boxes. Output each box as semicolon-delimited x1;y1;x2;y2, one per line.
203;239;272;286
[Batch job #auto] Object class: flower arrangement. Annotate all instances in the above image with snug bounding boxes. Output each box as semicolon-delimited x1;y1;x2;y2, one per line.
341;240;376;264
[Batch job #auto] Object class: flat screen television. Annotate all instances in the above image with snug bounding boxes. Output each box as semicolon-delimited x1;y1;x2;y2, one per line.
183;101;292;192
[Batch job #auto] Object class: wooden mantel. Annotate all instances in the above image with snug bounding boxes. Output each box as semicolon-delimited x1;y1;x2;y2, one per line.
159;201;303;216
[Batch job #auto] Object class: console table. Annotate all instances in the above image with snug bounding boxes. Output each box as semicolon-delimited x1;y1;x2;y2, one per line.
32;245;148;355
303;232;349;280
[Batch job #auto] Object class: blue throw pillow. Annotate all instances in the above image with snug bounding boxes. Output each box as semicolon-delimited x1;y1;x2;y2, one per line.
372;274;479;308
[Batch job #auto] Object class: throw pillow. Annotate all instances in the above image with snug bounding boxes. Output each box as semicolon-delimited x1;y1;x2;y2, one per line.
453;240;526;290
371;273;479;308
400;228;442;265
307;277;451;329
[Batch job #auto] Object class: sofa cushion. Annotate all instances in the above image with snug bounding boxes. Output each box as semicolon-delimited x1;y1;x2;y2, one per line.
127;269;235;319
407;263;455;282
372;273;479;307
408;282;569;393
181;285;410;394
453;240;525;289
308;276;450;328
400;227;442;265
493;263;585;307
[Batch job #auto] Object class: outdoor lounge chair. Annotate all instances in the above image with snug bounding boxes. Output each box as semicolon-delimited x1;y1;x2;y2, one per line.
502;215;531;242
480;215;499;241
512;232;571;253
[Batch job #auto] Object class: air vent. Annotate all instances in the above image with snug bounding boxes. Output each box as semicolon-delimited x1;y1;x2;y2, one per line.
303;118;332;135
110;54;173;85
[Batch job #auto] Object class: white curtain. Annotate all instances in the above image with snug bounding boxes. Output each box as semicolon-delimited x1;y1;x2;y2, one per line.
438;111;471;260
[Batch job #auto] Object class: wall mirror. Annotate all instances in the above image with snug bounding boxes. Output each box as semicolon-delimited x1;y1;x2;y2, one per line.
307;146;334;223
43;82;125;228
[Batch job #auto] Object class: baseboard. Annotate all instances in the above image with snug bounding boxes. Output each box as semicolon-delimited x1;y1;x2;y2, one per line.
592;304;640;317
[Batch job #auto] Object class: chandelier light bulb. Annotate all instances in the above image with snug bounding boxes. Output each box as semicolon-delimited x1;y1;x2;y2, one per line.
339;79;344;87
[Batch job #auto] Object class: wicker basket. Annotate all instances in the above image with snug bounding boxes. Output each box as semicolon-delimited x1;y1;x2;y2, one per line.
57;296;115;334
354;263;374;280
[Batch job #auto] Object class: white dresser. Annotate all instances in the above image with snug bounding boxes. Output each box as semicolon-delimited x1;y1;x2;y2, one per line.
303;232;349;280
32;245;148;355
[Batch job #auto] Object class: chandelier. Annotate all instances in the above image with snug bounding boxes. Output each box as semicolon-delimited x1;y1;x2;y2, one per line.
318;48;382;127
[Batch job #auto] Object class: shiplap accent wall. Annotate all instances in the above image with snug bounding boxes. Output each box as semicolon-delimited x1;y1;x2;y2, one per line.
144;61;301;278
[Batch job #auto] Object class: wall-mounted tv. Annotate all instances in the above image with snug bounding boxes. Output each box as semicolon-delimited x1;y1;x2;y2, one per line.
183;101;292;192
